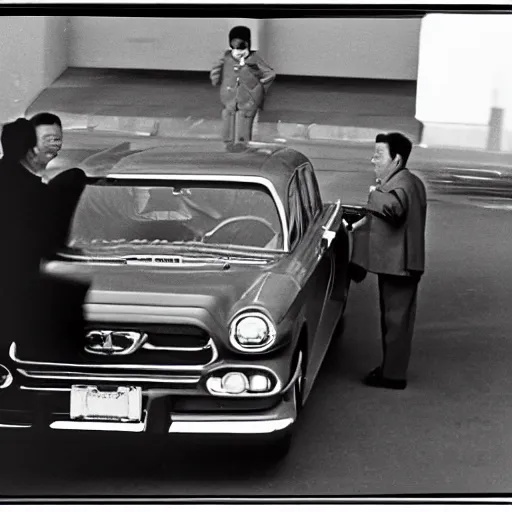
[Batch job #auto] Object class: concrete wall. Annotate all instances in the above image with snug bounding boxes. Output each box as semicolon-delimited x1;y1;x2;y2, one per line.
68;17;237;72
67;17;421;80
0;16;68;123
266;18;421;80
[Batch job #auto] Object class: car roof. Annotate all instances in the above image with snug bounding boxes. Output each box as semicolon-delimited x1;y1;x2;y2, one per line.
82;142;311;200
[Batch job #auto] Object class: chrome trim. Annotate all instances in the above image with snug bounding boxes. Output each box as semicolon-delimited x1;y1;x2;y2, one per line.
0;365;13;389
205;363;282;398
20;386;70;392
228;311;277;353
168;418;294;434
280;351;303;394
9;339;218;371
20;386;192;401
50;413;147;433
322;199;341;232
84;330;148;356
321;200;341;249
0;423;32;429
16;369;201;385
51;256;233;267
141;342;208;353
105;174;290;252
124;255;184;264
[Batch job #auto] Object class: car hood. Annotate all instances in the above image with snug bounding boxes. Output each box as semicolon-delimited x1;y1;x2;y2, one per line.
43;260;300;325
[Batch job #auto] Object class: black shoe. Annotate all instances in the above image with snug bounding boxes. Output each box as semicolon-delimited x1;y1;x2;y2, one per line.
363;366;382;381
363;367;407;390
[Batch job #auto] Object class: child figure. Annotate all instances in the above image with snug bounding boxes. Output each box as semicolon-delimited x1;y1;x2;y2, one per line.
210;25;276;149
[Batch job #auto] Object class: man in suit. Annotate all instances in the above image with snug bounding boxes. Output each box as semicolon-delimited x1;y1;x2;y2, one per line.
0;118;88;355
351;132;427;390
0;119;48;297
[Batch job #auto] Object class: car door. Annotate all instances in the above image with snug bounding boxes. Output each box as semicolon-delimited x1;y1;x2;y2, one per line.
340;203;367;267
283;167;329;357
295;164;350;390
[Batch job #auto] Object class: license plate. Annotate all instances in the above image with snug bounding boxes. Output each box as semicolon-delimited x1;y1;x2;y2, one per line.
70;385;142;422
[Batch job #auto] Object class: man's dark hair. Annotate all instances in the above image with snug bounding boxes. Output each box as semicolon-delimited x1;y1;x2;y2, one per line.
29;112;62;129
376;132;412;167
1;118;37;162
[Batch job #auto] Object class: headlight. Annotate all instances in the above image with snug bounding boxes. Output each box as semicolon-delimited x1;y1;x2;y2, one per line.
0;365;13;390
229;312;277;352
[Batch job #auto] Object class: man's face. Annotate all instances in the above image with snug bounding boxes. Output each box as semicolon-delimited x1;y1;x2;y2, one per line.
371;142;397;179
34;123;63;167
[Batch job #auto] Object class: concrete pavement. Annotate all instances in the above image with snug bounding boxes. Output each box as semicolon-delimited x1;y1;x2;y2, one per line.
26;67;421;142
2;166;512;495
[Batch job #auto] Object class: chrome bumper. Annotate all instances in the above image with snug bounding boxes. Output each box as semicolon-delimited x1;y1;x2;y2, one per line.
0;388;297;435
168;418;293;434
166;397;296;434
0;422;32;429
1;346;302;436
50;395;295;434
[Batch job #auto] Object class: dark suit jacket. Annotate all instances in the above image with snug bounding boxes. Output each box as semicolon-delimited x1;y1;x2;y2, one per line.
0;160;51;284
0;161;88;348
351;167;427;276
46;167;88;250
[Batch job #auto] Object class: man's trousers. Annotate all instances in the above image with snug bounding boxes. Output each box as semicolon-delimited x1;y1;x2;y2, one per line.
222;108;258;144
377;273;420;380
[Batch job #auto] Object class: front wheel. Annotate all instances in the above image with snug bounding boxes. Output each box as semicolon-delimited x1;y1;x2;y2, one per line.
261;430;293;463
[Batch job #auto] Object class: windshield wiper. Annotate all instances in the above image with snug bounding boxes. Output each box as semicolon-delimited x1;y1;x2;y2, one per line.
58;251;227;264
168;241;281;259
57;250;269;267
56;252;127;263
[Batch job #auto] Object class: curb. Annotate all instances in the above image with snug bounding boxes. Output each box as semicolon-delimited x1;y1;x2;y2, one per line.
52;111;512;168
54;112;414;145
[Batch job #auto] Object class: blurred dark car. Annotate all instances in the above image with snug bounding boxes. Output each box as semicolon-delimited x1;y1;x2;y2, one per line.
427;166;512;198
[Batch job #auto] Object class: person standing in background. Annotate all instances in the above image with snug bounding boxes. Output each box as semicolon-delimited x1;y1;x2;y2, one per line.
351;132;427;390
210;25;276;150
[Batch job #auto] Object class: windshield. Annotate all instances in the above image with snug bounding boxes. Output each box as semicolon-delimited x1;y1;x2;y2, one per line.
66;179;284;254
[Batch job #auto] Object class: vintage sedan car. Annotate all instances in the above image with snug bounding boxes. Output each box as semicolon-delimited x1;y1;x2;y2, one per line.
0;142;364;459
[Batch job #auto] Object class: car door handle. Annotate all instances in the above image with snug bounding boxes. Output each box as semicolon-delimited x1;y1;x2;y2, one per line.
321;226;336;249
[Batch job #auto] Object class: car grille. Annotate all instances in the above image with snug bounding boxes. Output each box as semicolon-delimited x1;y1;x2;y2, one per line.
13;324;217;368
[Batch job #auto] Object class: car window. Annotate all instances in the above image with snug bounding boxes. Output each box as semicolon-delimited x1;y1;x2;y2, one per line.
287;172;310;248
302;163;323;217
67;181;284;253
297;165;314;221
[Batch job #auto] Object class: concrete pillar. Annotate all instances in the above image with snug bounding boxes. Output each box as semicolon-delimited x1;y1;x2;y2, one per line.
490;23;512;152
416;14;512;152
487;88;504;151
415;14;498;150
